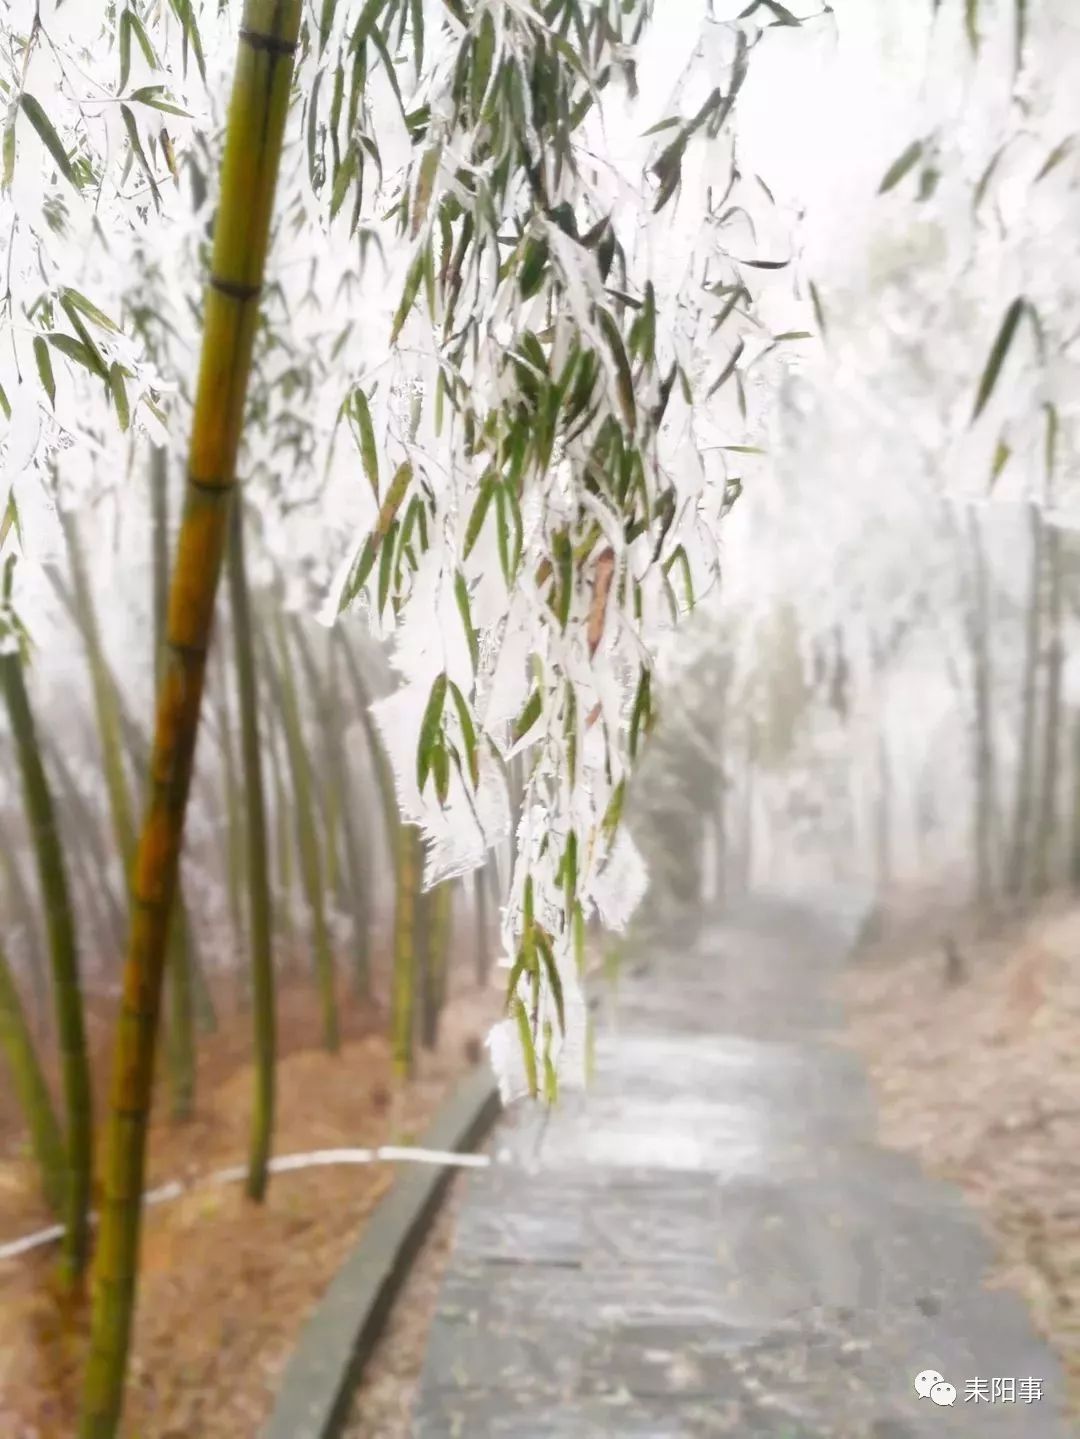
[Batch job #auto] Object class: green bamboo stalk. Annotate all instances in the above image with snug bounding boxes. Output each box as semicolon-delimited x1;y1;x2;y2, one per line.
1070;711;1080;891
0;937;67;1216
967;511;996;919
80;6;300;1430
151;448;197;1120
392;824;421;1077
1;645;92;1283
474;864;490;986
49;563;215;1039
42;738;127;951
226;498;275;1201
59;508;137;868
294;623;370;995
420;880;452;1050
265;613;339;1052
1;820;51;1037
212;635;246;954
1033;523;1063;897
265;697;297;967
1007;502;1043;900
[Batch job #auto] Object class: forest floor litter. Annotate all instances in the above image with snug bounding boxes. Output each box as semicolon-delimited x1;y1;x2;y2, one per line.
0;959;501;1438
842;892;1080;1424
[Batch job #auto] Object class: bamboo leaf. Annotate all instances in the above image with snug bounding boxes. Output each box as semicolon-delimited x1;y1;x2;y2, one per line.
61;288;121;334
20;95;81;191
448;679;479;786
965;0;979;53
1044;401;1058;487
33;337;55;409
127;86;191;117
878;139;924;194
2;119;14;192
347;384;379;496
390;252;424;344
377;517;397;614
108;363;131;432
120;103;161;208
989;437;1010;488
513;688;542;745
167;0;206;83
463;474;495;558
512;997;538;1099
971;297;1025;422
536;930;565;1035
596;308;636;430
1035;136;1075;183
417;672;448;791
454;571;479;670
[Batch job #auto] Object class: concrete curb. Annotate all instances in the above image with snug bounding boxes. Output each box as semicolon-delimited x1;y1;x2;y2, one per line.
261;1063;501;1439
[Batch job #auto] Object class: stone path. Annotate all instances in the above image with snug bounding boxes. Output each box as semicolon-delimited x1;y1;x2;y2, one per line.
408;893;1071;1437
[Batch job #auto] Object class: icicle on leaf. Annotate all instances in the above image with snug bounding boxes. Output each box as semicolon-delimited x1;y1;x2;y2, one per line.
417;671;448;791
971;297;1025;422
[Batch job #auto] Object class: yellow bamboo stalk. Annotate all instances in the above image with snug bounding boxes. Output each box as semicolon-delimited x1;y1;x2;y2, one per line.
79;5;301;1433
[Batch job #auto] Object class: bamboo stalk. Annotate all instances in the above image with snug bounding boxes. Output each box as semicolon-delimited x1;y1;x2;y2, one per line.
79;6;300;1431
226;497;276;1201
392;824;420;1078
1033;523;1063;897
1007;502;1043;900
265;696;297;967
474;864;490;986
294;622;371;996
212;635;247;956
420;880;452;1050
1;647;92;1284
152;447;198;1118
0;938;68;1217
264;613;339;1051
0;836;49;1037
59;508;137;868
42;738;127;953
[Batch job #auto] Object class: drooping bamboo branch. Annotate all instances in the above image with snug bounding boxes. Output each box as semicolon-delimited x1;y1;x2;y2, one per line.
80;6;301;1431
226;497;275;1201
0;937;68;1218
1;640;92;1285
